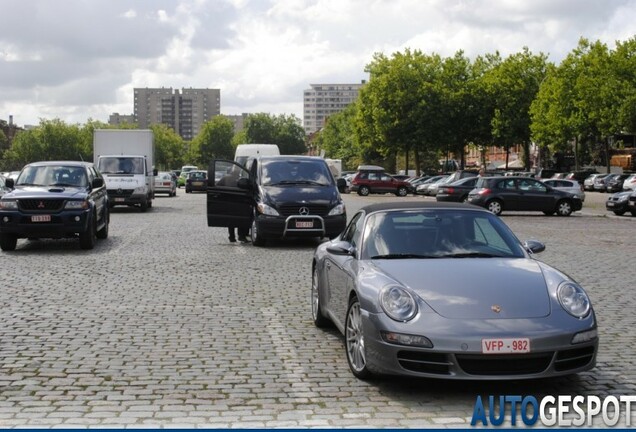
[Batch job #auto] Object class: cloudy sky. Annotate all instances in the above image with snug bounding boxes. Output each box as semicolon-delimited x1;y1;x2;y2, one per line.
1;0;634;127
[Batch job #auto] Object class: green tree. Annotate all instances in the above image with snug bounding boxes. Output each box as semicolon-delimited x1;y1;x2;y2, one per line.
357;49;445;174
192;116;235;166
3;119;89;169
312;103;361;169
272;114;306;154
484;47;548;169
244;113;277;144
150;123;185;170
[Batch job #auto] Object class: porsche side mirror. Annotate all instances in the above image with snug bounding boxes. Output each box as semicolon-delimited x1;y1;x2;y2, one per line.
524;239;545;254
326;241;355;256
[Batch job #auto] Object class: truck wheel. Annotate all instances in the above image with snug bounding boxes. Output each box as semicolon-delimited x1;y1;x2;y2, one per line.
96;209;109;239
0;234;17;251
140;200;148;212
79;217;96;250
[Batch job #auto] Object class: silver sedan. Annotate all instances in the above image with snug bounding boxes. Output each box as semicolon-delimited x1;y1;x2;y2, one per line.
311;202;598;380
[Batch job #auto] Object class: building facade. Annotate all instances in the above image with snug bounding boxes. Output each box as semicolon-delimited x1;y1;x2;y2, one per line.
108;113;136;126
303;82;365;135
133;87;221;141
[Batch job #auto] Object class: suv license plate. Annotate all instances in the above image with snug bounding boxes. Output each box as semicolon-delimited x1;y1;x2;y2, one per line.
295;221;313;228
115;198;125;202
31;215;51;223
481;338;530;354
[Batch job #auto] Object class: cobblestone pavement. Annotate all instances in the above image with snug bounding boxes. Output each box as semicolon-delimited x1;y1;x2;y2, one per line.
0;190;634;428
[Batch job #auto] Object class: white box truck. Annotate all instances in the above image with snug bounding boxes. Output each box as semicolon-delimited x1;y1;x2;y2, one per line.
93;129;156;212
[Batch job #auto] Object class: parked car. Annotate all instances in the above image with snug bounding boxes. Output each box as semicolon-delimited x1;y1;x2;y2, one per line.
154;171;177;196
583;173;603;191
436;176;479;202
424;175;451;197
415;175;446;195
623;174;636;191
0;161;109;251
605;191;633;216
311;201;598;379
628;191;636;217
605;173;630;193
350;165;413;197
177;171;189;188
542;179;585;202
467;176;583;216
566;170;598;184
207;156;347;246
534;168;560;179
592;174;613;192
185;170;208;193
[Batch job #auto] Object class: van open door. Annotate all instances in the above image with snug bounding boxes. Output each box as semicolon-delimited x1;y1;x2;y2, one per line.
207;160;252;230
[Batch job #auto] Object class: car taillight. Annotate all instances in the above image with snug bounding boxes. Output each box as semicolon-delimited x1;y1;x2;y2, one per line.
445;187;454;194
477;188;492;195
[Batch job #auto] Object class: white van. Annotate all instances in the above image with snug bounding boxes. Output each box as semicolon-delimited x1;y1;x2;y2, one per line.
234;144;280;167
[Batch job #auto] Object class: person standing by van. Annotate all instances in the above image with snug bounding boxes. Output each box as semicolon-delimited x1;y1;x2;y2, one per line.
217;166;249;243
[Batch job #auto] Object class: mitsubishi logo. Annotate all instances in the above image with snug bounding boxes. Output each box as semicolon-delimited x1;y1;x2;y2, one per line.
37;201;45;209
299;207;310;215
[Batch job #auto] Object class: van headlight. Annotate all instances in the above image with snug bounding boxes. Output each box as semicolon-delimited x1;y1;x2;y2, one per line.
256;202;279;216
133;186;146;194
328;202;345;216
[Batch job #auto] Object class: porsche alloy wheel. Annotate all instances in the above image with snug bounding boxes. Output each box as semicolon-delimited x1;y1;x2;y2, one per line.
345;296;371;379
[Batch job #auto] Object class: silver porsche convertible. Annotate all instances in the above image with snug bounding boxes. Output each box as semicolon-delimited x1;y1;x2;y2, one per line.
311;202;598;380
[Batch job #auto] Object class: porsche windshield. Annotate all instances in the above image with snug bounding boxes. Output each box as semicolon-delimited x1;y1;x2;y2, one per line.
362;209;525;259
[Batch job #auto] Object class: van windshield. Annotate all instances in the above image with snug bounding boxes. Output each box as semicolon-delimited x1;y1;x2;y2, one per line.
261;160;333;186
99;157;145;175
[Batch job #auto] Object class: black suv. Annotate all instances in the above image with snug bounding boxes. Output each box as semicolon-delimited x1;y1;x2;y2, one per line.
206;156;346;246
0;161;110;251
467;176;582;216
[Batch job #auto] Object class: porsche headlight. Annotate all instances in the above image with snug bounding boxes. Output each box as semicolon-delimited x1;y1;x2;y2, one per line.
558;281;591;318
380;286;418;322
328;202;345;216
617;194;629;202
256;202;279;216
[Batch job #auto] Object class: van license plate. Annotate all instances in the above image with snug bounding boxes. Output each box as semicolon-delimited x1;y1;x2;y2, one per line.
31;215;51;223
115;198;125;202
296;221;313;228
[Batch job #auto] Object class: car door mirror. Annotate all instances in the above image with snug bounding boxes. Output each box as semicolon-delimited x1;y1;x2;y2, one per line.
524;239;545;254
237;178;251;190
92;178;105;189
326;241;355;256
5;178;14;189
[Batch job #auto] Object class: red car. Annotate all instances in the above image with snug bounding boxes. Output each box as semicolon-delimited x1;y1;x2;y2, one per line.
350;165;413;197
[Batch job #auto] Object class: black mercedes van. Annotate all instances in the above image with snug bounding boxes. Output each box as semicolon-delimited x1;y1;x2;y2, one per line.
207;156;346;246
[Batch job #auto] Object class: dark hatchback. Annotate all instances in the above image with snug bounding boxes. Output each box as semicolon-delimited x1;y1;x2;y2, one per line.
185;170;208;193
0;161;109;251
436;176;479;202
606;191;634;216
467;176;583;216
207;156;347;246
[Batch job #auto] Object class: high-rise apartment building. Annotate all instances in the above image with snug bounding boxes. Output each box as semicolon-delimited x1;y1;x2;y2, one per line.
133;87;221;141
303;82;365;135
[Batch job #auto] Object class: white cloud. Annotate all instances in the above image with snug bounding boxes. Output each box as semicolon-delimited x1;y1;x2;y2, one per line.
1;0;634;127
